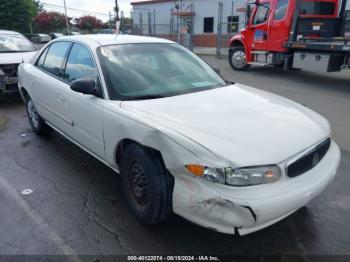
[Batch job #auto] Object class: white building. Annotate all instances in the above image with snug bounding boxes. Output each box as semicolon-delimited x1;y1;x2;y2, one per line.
130;0;247;47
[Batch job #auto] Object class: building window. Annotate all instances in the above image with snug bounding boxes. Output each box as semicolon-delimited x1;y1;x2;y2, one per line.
227;16;239;33
203;17;214;33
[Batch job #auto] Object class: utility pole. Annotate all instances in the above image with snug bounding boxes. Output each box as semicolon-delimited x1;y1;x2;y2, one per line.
63;0;70;35
115;0;120;21
176;0;182;43
115;0;120;33
109;11;112;29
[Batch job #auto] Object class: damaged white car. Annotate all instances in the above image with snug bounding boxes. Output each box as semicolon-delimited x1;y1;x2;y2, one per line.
0;30;37;96
18;35;341;235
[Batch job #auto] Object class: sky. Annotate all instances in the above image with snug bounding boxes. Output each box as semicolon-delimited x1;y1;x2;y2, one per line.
42;0;136;21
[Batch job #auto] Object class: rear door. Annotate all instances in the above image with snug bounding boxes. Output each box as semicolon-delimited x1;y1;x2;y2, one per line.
251;1;271;51
30;41;72;130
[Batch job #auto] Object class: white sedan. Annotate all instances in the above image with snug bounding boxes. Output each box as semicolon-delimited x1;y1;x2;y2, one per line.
0;30;37;96
18;34;341;235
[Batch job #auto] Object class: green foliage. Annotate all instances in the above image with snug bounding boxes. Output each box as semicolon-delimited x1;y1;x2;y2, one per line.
0;0;38;33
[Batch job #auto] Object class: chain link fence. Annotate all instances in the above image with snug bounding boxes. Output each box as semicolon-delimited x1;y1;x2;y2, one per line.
216;1;247;58
122;5;195;51
121;1;246;56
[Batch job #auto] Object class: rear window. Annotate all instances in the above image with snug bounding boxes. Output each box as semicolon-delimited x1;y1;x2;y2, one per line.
274;0;289;20
300;1;336;15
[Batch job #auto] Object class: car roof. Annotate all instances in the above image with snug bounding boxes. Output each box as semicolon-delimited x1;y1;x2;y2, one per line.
0;30;22;35
53;34;175;48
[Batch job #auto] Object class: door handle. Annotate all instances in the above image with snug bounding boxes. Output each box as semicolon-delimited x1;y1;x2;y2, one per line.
57;94;65;103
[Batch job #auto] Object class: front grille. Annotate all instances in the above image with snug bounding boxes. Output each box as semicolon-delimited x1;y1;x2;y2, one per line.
0;64;19;77
287;138;331;178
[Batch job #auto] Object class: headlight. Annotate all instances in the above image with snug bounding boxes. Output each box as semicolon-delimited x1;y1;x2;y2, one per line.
225;166;281;186
186;165;281;186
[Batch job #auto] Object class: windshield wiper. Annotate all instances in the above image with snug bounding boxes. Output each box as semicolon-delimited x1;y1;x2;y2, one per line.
123;94;166;101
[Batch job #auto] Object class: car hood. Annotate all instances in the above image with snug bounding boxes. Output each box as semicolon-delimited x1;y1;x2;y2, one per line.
121;84;330;167
0;51;37;65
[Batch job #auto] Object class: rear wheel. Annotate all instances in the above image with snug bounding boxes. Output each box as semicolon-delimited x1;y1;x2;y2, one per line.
26;97;50;136
120;143;172;225
229;46;250;71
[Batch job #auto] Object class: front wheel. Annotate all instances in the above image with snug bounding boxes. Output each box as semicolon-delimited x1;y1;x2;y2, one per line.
229;46;250;71
120;144;172;225
26;97;50;136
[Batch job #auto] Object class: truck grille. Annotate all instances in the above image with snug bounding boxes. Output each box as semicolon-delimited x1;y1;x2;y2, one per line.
0;64;19;77
287;138;331;178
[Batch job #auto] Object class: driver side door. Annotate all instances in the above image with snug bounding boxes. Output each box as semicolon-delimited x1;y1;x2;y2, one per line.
250;1;271;51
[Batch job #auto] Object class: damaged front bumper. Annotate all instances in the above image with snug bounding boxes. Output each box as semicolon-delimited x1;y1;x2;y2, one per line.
0;65;20;96
172;141;341;235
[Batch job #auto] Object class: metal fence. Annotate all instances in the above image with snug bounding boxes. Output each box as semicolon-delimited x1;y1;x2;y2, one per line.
121;1;246;56
122;5;195;51
216;1;247;58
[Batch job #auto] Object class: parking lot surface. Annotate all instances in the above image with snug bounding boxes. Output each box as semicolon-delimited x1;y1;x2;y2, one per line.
0;58;349;258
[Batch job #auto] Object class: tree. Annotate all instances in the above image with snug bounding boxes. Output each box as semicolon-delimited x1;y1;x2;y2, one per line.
33;11;69;33
75;15;103;33
0;0;38;33
33;0;44;14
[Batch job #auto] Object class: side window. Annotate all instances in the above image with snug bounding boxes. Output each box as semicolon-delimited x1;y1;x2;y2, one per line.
64;43;98;83
42;42;71;77
253;3;271;25
274;0;289;20
36;47;49;67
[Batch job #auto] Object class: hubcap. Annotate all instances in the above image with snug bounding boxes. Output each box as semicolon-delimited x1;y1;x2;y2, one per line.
27;100;39;128
232;50;247;68
129;161;149;206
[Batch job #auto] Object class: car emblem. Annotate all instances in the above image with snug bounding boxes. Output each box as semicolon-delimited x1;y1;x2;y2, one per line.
312;152;320;166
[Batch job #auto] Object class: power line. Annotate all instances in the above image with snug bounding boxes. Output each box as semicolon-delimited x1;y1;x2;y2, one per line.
41;2;112;17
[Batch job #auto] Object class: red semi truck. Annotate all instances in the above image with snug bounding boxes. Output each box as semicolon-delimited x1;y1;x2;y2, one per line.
228;0;350;73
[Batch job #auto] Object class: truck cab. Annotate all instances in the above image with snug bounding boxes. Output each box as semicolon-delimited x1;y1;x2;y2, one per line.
228;0;349;72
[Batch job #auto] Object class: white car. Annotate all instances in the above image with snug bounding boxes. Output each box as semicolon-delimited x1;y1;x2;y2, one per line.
0;30;37;96
18;34;341;235
30;34;52;44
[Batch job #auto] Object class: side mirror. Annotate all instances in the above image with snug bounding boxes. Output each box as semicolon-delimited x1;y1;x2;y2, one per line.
70;78;103;98
247;6;251;21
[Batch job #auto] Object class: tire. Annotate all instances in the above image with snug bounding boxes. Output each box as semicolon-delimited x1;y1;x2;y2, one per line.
26;97;50;136
229;46;250;71
120;143;172;225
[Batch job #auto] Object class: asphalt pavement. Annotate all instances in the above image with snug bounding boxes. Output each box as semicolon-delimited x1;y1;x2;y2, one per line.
0;58;349;259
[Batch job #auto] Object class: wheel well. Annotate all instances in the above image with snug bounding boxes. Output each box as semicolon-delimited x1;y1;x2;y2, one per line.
115;138;174;204
115;139;166;170
20;87;30;103
230;40;243;48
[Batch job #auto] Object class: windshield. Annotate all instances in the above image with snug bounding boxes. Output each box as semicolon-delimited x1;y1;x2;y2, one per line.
98;43;227;100
0;34;36;53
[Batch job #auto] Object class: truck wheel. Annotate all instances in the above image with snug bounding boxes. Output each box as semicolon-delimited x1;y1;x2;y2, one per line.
26;97;50;136
120;143;172;225
229;46;250;71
